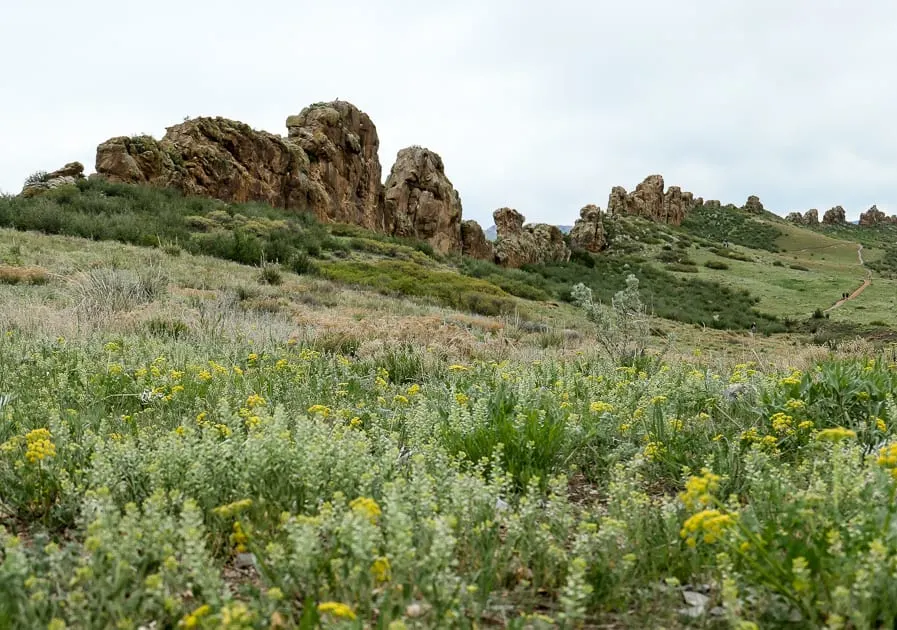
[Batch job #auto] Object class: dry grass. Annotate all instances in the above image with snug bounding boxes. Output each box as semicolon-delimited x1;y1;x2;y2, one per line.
0;264;49;285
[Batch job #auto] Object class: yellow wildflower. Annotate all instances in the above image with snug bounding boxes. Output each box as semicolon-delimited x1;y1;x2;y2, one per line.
455;393;469;405
317;602;356;621
589;401;614;414
275;359;288;370
349;417;362;429
197;370;212;382
643;441;664;461
680;509;735;547
196;411;207;424
24;428;55;463
229;521;248;553
650;395;667;405
213;499;253;518
448;364;469;372
878;443;897;471
770;412;794;435
371;556;391;583
108;363;123;375
798;420;814;430
233;365;243;376
680;468;721;511
220;602;253;627
785;399;805;410
393;395;409;405
246;394;266;409
349;496;381;523
815;427;857;442
179;604;211;629
307;404;331;418
668;418;684;432
407;384;421;396
875;417;887;432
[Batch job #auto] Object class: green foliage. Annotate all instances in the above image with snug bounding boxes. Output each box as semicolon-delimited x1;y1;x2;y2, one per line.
867;245;897;278
530;257;784;332
790;263;810;271
258;262;283;286
572;275;653;365
680;203;782;251
23;171;49;186
459;258;553;301
704;260;730;270
318;259;519;316
72;264;168;315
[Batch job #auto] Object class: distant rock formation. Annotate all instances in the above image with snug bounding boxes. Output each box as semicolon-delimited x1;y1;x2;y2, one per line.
704;200;721;210
858;204;897;226
822;206;847;225
785;212;804;224
92;100;471;254
606;174;696;225
493;208;571;268
21;162;85;198
743;195;764;214
568;204;607;252
460;220;493;260
804;209;819;225
383;146;462;253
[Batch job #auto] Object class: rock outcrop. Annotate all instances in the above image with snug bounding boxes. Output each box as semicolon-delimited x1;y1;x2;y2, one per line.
96;119;324;211
285;101;384;231
822;206;847;225
460;220;493;260
804;209;819;225
21;162;85;197
743;195;764;214
785;212;805;224
568;204;607;252
383;146;462;253
858;204;897;226
704;200;721;210
493;208;570;268
606;175;696;225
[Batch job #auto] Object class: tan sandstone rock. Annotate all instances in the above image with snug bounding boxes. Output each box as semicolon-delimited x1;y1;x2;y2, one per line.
804;209;819;225
858;204;897;226
383;146;462;254
743;195;764;214
493;208;570;268
822;206;846;225
568;204;606;252
606;175;696;225
21;161;86;198
460;220;493;260
785;212;805;224
286;101;384;231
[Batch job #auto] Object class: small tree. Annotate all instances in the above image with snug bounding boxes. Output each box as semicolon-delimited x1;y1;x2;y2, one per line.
571;274;653;365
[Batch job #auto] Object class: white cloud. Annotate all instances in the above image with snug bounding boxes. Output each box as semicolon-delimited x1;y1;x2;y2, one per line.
2;0;896;224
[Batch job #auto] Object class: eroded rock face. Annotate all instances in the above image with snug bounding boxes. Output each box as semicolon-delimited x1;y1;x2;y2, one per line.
704;199;721;210
822;206;847;225
606;175;696;225
743;195;764;214
858;204;897;226
96;119;324;210
804;209;819;225
383;146;462;253
460;220;493;260
568;204;606;252
286;101;384;230
493;208;570;268
21;161;86;198
785;212;805;224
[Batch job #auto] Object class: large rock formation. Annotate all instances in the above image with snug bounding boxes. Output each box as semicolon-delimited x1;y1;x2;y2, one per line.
96;118;325;211
460;220;493;260
383;146;462;253
606;175;696;225
785;212;805;225
804;209;819;225
493;208;570;268
568;204;606;252
822;206;846;225
858;204;897;226
21;162;85;198
285;101;384;231
743;195;764;214
704;199;722;210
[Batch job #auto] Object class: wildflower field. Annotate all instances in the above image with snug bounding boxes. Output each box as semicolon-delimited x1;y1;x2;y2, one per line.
3;323;897;628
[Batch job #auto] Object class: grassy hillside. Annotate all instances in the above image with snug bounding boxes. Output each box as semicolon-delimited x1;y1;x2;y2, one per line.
6;183;897;626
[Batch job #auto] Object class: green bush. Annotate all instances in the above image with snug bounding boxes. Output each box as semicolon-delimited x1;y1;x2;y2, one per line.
681;203;782;251
704;260;730;270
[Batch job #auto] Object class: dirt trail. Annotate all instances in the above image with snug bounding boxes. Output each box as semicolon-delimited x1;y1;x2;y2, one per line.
824;244;871;312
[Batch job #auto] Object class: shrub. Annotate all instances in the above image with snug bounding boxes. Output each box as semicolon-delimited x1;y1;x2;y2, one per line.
145;316;190;339
258;263;283;286
72;265;168;314
790;264;810;272
0;265;49;285
666;262;699;273
704;260;729;270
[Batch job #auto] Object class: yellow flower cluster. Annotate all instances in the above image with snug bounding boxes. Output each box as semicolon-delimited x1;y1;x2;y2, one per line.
25;428;56;463
229;521;249;553
317;601;356;620
371;556;391;583
245;394;266;409
643;441;664;461
815;427;857;442
779;370;803;386
589;401;614;414
213;499;253;518
307;404;331;418
784;398;806;410
679;468;721;511
680;509;735;547
770;412;794;435
448;364;469;372
349;496;382;523
877;443;897;477
179;604;211;629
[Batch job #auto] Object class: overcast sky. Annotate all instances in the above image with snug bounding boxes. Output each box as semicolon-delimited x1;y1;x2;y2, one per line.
2;1;896;225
